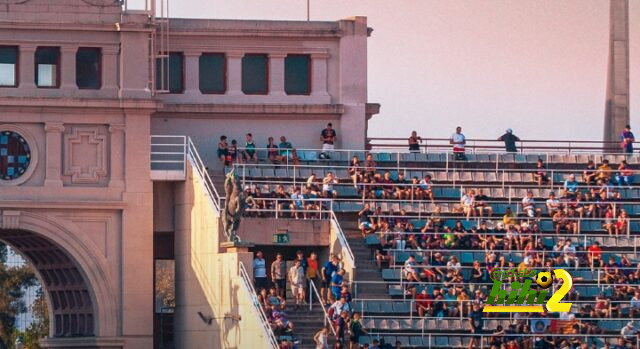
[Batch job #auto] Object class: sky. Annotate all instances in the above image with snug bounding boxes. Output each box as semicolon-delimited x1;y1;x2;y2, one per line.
162;0;639;142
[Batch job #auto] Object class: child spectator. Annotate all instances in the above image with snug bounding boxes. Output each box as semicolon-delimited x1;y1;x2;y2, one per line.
217;135;229;164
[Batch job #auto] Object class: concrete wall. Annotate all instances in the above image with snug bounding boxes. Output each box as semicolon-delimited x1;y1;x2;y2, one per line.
173;162;270;348
329;218;356;283
236;218;330;246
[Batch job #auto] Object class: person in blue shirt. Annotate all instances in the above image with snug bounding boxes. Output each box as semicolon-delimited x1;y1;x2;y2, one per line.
331;269;346;302
620;125;635;154
321;255;339;304
563;174;579;199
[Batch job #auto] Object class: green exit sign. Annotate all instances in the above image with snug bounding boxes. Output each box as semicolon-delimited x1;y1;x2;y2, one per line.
272;232;290;244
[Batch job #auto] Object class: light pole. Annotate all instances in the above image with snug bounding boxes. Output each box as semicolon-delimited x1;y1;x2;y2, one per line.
306;0;310;21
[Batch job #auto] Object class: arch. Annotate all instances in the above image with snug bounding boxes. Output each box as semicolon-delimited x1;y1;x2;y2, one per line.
0;210;119;340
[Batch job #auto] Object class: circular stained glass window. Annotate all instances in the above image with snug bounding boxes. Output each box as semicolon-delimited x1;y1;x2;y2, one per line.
0;130;31;181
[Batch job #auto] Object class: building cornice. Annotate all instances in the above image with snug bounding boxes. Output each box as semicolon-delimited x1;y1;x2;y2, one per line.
155;103;344;117
0;97;159;112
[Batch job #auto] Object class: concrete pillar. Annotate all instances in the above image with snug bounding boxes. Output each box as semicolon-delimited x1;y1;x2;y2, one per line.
60;46;77;91
108;124;125;188
603;0;630;149
183;51;200;97
102;46;119;97
269;53;286;97
311;53;330;98
19;44;36;89
44;122;64;188
226;51;243;96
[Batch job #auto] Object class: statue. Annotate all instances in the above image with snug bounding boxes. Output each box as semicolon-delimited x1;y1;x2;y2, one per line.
222;168;245;242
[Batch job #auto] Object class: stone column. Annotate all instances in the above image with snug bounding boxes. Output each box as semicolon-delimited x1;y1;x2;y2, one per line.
102;46;120;97
44;122;65;188
311;53;330;98
269;53;286;97
60;46;78;91
603;0;630;148
226;51;243;96
183;51;201;97
108;124;125;188
19;44;36;89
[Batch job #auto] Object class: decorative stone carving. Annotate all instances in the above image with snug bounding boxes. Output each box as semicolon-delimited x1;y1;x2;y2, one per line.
64;127;107;184
1;211;21;230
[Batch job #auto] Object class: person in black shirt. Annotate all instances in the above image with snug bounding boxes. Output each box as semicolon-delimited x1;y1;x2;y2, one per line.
320;123;337;159
498;128;520;153
468;303;484;349
408;130;422;152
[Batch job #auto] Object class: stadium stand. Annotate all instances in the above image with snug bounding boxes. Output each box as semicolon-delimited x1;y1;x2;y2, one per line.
217;142;640;348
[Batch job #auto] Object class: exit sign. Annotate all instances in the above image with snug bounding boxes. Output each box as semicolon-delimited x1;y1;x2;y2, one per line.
272;232;290;244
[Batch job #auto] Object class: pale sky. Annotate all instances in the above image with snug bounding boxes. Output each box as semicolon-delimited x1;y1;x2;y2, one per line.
164;0;639;142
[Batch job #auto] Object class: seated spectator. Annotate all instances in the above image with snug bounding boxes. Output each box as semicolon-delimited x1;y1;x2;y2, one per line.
503;207;517;226
562;239;578;269
630;291;640;318
546;192;561;216
596;159;613;183
322;172;338;199
408;130;422;153
461;189;476;219
415;288;432;317
394;173;410;200
348;156;362;189
266;287;286;310
358;203;376;237
532;159;549;186
404;254;422;282
615;209;629;235
563;174;580;198
616;160;634;188
270;305;294;334
363;153;377;179
289;187;307;219
228;139;239;165
586;241;603;268
474;189;493;217
418;174;435;202
278;136;292;159
242;133;258;163
289;148;300;165
583;160;597;185
267;136;281;163
521;190;541;218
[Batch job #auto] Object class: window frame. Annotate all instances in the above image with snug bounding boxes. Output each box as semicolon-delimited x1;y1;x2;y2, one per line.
35;46;61;89
0;46;19;88
156;52;185;94
76;47;102;90
199;52;227;95
284;54;312;95
241;53;269;95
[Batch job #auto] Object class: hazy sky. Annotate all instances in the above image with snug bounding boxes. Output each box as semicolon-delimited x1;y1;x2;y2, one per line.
165;0;639;142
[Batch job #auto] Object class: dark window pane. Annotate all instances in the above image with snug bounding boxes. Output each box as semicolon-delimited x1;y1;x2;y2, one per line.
156;52;183;93
285;55;310;95
199;53;225;94
0;46;18;87
76;47;101;89
242;54;268;94
35;47;60;87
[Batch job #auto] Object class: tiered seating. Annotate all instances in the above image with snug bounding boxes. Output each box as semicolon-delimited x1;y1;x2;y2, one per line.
234;151;640;348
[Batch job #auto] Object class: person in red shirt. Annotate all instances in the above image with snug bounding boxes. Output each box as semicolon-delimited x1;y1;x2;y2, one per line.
587;241;603;267
415;288;432;317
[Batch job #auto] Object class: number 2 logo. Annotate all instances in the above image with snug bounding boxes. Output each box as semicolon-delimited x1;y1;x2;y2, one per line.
546;269;572;312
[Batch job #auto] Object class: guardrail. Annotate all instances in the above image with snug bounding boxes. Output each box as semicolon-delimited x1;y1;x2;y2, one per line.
187;137;222;213
150;135;187;179
331;210;356;280
308;279;338;339
243;198;333;220
239;262;279;349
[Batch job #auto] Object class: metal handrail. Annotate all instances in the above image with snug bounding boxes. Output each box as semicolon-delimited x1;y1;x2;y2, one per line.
150;135;187;176
331;210;355;270
187;137;221;213
308;279;338;338
239;262;279;349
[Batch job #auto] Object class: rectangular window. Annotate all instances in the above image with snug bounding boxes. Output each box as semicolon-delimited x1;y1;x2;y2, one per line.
0;46;18;87
199;53;226;94
242;54;268;95
155;52;184;93
76;47;101;89
285;54;311;95
35;47;60;88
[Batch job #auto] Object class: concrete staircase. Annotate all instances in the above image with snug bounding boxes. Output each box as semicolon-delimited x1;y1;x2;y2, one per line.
283;303;329;348
338;213;390;299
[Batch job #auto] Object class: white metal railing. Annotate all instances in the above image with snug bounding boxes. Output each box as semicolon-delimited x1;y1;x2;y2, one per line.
243;198;333;220
187;137;222;213
239;262;279;349
308;279;338;338
150;135;187;176
331;211;355;268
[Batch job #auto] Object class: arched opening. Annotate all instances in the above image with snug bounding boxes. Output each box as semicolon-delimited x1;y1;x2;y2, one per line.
0;229;96;338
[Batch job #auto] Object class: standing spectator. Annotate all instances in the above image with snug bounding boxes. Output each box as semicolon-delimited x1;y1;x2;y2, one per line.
253;251;268;291
307;252;320;299
336;311;349;347
288;259;306;310
320;123;337;159
313;327;330;349
349;312;368;349
408;131;422;153
321;255;339;304
450;126;467;161
217;135;229;164
271;253;287;298
467;303;484;349
331;269;346;302
242;133;258;163
620;124;635;154
498;128;520;153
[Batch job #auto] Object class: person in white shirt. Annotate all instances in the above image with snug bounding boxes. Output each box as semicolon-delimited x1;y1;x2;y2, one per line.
322;172;338;198
313;327;330;349
631;291;640;318
461;189;476;219
449;126;467;160
521;191;540;218
253;251;268;291
562;239;578;268
545;192;560;216
288;260;306;310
